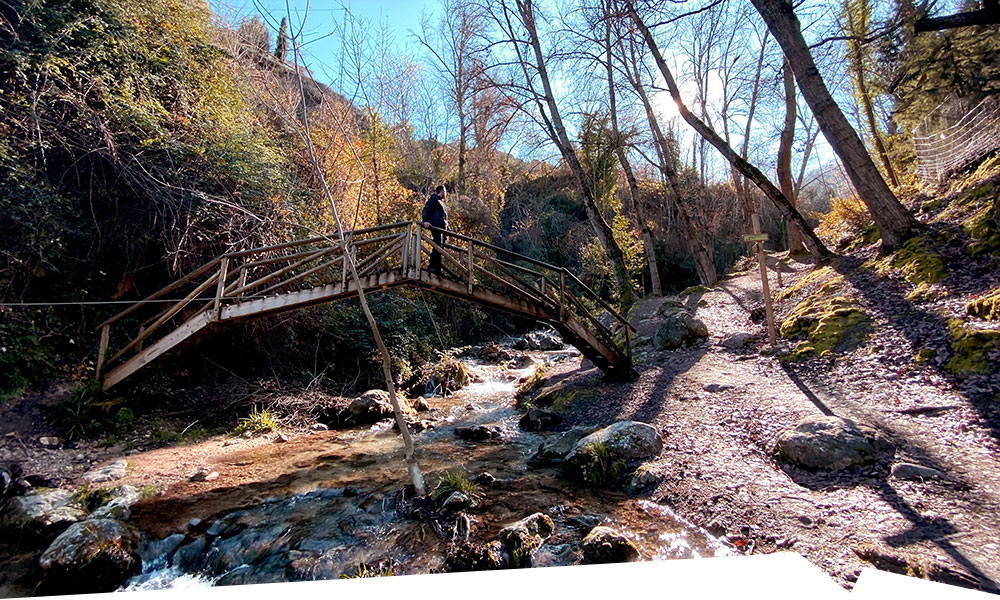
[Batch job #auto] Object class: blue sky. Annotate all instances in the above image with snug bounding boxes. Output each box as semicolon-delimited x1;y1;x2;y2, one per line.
211;0;436;83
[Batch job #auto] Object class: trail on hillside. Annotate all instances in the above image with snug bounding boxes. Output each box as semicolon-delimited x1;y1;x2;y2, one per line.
550;254;1000;591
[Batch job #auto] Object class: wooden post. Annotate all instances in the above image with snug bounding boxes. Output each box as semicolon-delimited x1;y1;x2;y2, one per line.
95;324;110;379
402;223;411;277
213;257;229;321
749;213;777;345
238;267;247;296
540;277;546;297
467;242;474;293
625;322;633;366
415;229;422;278
342;244;348;289
559;270;566;321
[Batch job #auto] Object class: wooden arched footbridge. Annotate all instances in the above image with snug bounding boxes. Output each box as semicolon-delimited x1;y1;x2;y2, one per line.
95;221;637;391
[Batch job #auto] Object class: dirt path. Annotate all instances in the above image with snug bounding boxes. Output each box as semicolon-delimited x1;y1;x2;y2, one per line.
554;255;1000;592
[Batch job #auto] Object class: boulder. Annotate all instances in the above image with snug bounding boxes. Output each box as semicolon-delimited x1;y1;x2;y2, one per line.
479;342;514;364
342;390;412;425
518;407;563;432
580;526;640;564
654;301;708;350
90;485;141;521
891;462;945;481
443;540;505;572
1;464;27;501
37;518;141;594
514;331;564;351
566;421;663;463
496;513;554;568
82;459;128;484
624;464;662;494
564;422;663;486
455;425;502;441
527;426;599;467
2;489;87;533
721;332;754;350
774;416;893;471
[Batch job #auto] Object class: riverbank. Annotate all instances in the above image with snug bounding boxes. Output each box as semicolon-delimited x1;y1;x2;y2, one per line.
3;253;1000;595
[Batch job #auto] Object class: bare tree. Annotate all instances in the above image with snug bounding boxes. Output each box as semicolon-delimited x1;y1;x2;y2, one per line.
778;59;806;253
615;15;718;285
842;0;900;189
624;0;832;258
417;0;488;193
487;0;637;309
279;7;427;495
750;0;918;250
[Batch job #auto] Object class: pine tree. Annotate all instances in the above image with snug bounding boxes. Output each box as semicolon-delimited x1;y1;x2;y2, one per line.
274;17;288;61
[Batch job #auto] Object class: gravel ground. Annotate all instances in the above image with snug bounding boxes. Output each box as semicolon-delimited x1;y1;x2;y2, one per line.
550;252;1000;593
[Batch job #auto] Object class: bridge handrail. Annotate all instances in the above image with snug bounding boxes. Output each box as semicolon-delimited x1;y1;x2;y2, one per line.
95;220;636;384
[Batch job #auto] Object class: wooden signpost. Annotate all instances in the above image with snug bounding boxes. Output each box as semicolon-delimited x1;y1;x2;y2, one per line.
745;213;777;346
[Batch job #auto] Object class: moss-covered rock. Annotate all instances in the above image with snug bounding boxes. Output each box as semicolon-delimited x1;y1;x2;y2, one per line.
905;282;947;304
967;286;1000;321
962;203;1000;257
776;265;840;302
497;513;554;568
680;285;710;296
653;301;708;350
945;319;1000;375
914;347;936;364
580;526;640;564
779;294;872;360
889;237;946;286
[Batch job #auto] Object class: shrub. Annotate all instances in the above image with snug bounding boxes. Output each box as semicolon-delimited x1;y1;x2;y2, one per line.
431;469;483;503
233;405;278;435
577;441;625;489
514;364;547;407
816;195;875;249
340;561;394;578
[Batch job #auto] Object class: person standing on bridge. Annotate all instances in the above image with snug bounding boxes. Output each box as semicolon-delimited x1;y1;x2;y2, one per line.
422;185;449;275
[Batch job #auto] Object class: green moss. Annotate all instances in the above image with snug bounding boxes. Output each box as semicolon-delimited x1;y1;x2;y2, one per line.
775;265;840;302
962;204;1000;257
905;282;946;303
576;442;625;489
514;363;547;408
545;388;595;412
967;286;1000;321
958;182;996;206
681;285;710;296
945;319;1000;375
891;237;946;286
779;295;872;360
914;347;936;364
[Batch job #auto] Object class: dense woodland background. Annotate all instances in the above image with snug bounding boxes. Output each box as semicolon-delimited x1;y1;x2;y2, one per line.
1;0;998;406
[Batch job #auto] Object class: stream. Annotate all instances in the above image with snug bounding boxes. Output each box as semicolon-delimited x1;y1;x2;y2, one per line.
122;346;734;590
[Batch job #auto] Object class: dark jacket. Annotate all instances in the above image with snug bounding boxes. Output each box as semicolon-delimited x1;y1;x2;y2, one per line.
422;193;448;229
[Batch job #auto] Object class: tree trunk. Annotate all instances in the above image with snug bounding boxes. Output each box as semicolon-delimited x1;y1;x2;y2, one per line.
750;0;918;250
605;9;662;296
291;36;425;495
626;1;832;258
844;0;900;189
778;59;806;254
514;0;635;309
621;33;717;285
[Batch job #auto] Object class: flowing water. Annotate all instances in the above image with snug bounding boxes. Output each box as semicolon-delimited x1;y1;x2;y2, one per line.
122;347;734;590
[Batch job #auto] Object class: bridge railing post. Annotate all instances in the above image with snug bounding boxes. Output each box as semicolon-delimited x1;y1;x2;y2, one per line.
95;323;110;381
559;270;565;321
467;241;474;293
213;257;229;321
237;267;247;297
402;223;411;277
